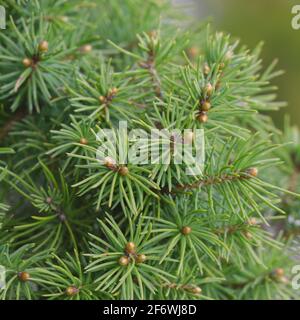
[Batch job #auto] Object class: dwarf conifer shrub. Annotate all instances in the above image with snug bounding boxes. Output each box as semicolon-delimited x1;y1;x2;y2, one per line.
0;0;299;300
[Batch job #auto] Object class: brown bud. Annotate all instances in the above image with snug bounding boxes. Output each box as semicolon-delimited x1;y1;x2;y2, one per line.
187;46;198;58
201;101;211;112
274;268;285;277
79;137;88;145
246;167;258;178
59;16;69;23
59;213;67;222
80;44;93;53
148;30;157;39
99;95;106;103
119;256;130;266
203;63;210;75
197;111;208;123
191;286;202;294
38;40;49;53
125;242;136;254
22;58;32;67
136;254;147;264
244;231;252;239
46;197;52;204
248;218;257;226
109;87;118;95
118;166;129;176
18;271;30;282
181;226;192;235
205;83;213;96
65;286;79;296
104;157;116;169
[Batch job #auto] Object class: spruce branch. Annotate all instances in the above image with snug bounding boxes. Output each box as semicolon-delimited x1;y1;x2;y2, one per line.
37;250;109;300
85;214;175;299
0;0;299;301
0;244;49;300
0;16;76;112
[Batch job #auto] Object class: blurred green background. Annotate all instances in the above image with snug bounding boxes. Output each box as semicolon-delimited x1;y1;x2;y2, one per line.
186;0;300;127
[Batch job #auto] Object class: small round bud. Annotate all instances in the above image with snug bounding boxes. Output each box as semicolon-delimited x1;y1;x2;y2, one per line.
38;40;49;53
18;271;30;282
274;268;285;277
125;242;136;254
99;95;106;103
244;231;252;240
191;286;202;294
58;214;67;222
79;137;88;145
22;58;32;67
104;157;116;169
110;87;118;95
201;101;211;112
65;286;79;296
119;256;130;266
136;254;147;264
148;30;157;39
80;44;93;54
118;166;129;176
203;63;210;75
187;46;198;58
184;131;194;144
248;218;257;226
59;16;69;23
197;111;208;123
205;83;213;96
46;197;52;204
246;167;258;178
181;226;192;235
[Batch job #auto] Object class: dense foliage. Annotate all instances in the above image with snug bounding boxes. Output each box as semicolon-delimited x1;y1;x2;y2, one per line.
0;0;299;300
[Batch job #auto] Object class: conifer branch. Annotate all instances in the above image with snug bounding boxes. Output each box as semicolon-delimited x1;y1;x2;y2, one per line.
176;169;256;191
0;0;299;301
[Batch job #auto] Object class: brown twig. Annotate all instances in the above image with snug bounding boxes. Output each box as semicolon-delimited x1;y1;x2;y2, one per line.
139;49;163;100
162;282;201;295
158;169;258;196
176;173;243;191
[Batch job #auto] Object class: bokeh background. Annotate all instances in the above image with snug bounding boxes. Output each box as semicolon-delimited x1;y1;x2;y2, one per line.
175;0;300;128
